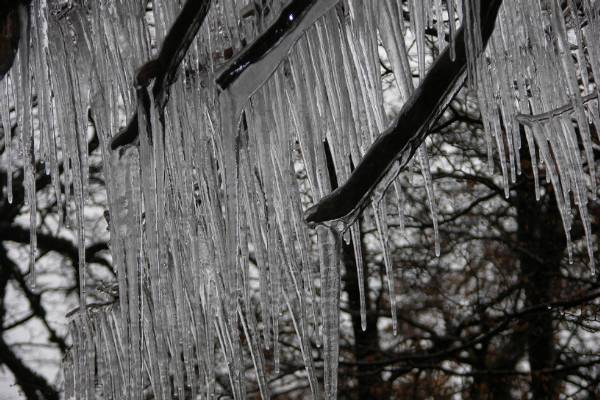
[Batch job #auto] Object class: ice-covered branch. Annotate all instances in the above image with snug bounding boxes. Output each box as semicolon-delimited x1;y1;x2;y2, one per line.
109;0;211;150
516;91;599;127
304;0;503;225
216;0;338;98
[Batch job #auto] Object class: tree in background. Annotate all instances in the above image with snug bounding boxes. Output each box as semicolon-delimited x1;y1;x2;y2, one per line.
0;111;112;398
0;0;599;399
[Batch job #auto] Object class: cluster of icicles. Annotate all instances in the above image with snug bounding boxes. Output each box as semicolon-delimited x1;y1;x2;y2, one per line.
0;0;598;398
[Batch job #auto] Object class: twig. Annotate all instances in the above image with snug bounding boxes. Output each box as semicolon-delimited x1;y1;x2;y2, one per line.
347;289;600;368
516;91;598;127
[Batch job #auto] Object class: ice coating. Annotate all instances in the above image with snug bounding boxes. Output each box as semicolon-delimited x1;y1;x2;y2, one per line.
1;0;598;398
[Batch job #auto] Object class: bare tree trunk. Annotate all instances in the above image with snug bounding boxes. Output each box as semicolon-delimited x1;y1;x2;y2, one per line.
517;142;564;399
468;327;526;399
341;235;389;399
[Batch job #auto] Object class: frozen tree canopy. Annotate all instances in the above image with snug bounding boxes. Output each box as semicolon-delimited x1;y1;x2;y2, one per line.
0;0;598;398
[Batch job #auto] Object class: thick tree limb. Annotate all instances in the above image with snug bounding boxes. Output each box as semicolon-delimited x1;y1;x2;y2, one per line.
110;0;211;150
304;0;503;224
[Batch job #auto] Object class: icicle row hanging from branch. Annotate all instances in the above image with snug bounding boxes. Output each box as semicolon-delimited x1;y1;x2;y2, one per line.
1;0;599;399
476;0;599;272
304;0;503;226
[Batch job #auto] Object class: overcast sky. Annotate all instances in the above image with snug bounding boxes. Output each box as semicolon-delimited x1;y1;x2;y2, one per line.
0;372;22;400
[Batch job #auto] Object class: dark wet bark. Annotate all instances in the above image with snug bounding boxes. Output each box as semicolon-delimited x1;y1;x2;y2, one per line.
516;134;564;399
110;0;211;150
304;0;503;225
341;238;390;399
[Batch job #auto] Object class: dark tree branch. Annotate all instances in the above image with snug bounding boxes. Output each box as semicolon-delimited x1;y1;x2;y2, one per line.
215;0;335;91
0;120;101;223
0;335;59;400
2;312;34;330
304;0;503;225
0;258;56;400
0;223;112;276
345;289;600;369
110;0;212;150
0;245;67;352
432;171;507;199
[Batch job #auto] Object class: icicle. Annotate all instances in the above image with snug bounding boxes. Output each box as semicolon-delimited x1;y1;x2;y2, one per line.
15;1;38;286
550;0;597;198
378;0;413;103
373;201;398;334
70;321;82;400
282;289;321;399
1;77;13;204
462;0;483;85
317;226;340;400
237;302;270;399
63;351;75;400
82;315;95;400
141;289;163;400
448;0;457;60
418;145;441;257
567;0;590;94
5;0;597;398
350;223;366;331
410;0;427;80
124;149;142;400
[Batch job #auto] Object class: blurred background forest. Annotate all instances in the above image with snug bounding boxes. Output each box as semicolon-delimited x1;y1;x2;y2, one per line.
0;1;599;399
